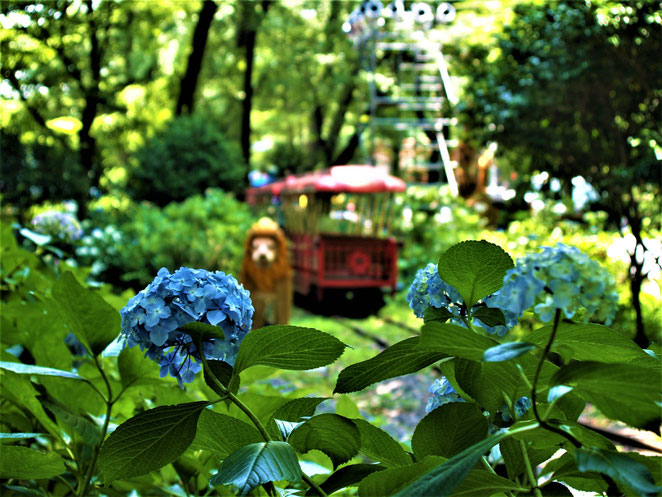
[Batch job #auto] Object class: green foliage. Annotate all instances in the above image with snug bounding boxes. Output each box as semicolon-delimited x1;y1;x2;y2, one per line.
80;189;257;287
0;446;66;479
3;229;662;497
128;115;247;206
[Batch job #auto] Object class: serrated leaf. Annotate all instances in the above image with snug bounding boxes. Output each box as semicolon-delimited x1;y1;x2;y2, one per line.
0;361;84;380
190;410;262;459
353;419;412;468
289;413;360;469
528;323;653;364
203;360;236;396
482;342;537;362
234;325;346;373
271;397;328;422
412;403;488;459
358;456;446;497
335;394;361;418
52;272;120;355
437;241;513;308
470;306;507;327
392;431;509;497
0;446;66;479
419;322;499;361
180;322;225;345
550;361;661;430
576;447;661;497
334;337;445;394
118;345;159;389
424;307;454;324
0;370;63;442
308;464;386;496
45;402;101;446
210;441;301;495
98;401;208;483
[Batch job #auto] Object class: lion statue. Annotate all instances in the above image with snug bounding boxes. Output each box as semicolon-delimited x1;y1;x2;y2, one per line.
240;217;292;329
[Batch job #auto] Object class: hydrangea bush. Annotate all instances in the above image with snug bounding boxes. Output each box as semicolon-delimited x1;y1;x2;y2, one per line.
1;237;660;497
31;210;83;243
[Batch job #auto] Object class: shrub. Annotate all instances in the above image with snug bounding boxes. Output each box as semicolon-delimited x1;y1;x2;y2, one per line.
77;189;257;289
128;115;247;206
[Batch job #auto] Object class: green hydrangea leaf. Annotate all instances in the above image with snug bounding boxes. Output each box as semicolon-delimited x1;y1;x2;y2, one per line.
190;410;262;459
289;413;360;469
471;306;507;327
98;401;208;483
234;325;346;373
210;441;301;495
391;431;510;497
0;361;84;380
307;464;386;496
412;403;488;460
419;322;499;361
576;447;661;497
353;418;412;468
550;361;661;431
52;271;120;356
335;337;446;394
437;240;513;308
423;307;454;324
0;446;65;479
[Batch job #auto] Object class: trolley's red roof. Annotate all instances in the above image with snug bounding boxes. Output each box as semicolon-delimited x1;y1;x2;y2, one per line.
247;165;406;202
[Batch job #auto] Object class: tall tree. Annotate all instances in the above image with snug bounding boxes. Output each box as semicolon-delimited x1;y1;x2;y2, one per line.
453;0;661;346
175;0;218;116
236;0;272;167
1;0;174;215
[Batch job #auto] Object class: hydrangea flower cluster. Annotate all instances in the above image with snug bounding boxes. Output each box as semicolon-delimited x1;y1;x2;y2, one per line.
406;263;462;319
31;211;83;243
487;243;618;325
426;377;464;413
406;263;516;335
120;267;253;387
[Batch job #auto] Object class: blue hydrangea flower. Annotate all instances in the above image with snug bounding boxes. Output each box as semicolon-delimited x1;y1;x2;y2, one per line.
407;263;514;335
488;243;618;325
120;267;254;387
406;263;462;318
501;396;532;422
426;377;465;413
32;211;83;243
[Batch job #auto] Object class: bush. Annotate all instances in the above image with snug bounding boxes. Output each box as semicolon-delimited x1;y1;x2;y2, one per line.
78;189;257;288
128;115;247;206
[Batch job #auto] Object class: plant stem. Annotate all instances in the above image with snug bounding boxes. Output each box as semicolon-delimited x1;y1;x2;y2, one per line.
519;440;543;497
201;354;328;497
78;357;114;497
530;309;581;448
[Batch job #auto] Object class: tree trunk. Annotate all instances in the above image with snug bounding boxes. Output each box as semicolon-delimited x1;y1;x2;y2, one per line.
625;204;649;348
238;0;271;168
77;0;103;218
175;0;218;116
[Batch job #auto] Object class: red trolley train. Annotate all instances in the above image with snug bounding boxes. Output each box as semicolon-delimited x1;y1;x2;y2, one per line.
246;165;406;309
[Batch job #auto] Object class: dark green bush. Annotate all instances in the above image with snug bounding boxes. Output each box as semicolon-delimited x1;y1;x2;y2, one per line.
78;189;257;288
128;115;247;206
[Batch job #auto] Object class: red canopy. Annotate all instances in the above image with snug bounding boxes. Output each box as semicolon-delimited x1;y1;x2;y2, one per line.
246;165;406;203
